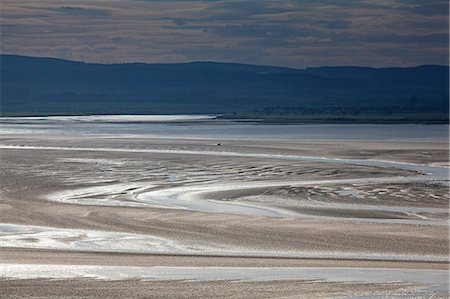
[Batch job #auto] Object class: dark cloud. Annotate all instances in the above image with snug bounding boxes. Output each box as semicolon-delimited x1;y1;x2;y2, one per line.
409;2;450;16
324;19;352;29
213;24;299;38
49;6;111;17
1;0;448;67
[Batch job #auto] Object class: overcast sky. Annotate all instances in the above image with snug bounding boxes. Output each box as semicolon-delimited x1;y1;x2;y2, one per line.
1;0;448;67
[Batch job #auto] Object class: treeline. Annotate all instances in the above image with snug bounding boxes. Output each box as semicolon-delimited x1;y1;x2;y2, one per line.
251;101;448;116
1;55;449;122
222;96;449;123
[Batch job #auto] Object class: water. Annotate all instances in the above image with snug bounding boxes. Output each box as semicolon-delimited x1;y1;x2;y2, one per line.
0;115;448;141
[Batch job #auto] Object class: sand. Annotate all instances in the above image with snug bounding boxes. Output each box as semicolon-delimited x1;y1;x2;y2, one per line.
0;133;448;297
2;278;433;299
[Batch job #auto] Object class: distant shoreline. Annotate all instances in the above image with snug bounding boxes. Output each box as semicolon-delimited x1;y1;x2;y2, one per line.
0;113;448;124
2;55;448;126
224;117;450;125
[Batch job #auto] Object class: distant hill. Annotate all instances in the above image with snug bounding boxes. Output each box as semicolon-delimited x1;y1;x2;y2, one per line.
0;54;448;121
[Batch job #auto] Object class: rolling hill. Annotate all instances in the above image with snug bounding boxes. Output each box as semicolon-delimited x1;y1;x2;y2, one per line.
1;54;448;121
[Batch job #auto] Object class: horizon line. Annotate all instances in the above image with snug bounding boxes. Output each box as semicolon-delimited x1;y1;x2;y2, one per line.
1;53;448;70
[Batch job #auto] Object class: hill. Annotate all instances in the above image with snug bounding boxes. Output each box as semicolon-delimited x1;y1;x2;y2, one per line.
0;55;448;121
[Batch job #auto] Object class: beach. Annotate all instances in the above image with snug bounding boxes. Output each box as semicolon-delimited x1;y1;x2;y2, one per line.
0;118;448;298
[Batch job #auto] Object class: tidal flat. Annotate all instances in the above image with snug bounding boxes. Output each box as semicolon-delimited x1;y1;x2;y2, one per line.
0;117;448;298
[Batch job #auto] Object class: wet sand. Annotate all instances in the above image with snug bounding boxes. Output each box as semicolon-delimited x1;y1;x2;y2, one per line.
0;133;448;298
2;278;430;299
1;248;447;269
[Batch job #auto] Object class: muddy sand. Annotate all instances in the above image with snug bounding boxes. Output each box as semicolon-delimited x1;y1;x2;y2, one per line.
0;134;448;298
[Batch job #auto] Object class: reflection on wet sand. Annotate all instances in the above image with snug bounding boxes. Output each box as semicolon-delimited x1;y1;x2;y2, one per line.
0;121;448;298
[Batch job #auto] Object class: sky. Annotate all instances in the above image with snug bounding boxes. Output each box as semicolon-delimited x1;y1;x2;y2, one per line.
1;0;449;68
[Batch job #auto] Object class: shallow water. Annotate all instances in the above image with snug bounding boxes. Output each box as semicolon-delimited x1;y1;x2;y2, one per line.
1;116;449;297
1;223;446;262
2;143;447;224
0;115;448;141
1;263;448;296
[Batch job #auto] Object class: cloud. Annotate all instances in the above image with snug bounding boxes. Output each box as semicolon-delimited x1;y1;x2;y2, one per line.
1;0;448;67
48;6;111;17
412;3;449;16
